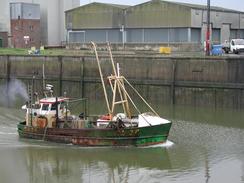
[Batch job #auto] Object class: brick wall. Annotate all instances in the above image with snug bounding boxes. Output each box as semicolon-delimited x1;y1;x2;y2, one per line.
11;19;40;48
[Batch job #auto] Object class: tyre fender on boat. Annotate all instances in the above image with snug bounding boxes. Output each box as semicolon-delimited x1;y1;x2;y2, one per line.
37;116;48;128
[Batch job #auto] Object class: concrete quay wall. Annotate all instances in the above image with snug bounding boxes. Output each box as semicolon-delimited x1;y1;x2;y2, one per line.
0;55;244;109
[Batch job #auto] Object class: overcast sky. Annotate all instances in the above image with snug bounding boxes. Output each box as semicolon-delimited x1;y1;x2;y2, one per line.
80;0;244;12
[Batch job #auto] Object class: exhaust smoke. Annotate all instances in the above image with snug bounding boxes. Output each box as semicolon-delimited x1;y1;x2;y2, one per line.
0;79;28;107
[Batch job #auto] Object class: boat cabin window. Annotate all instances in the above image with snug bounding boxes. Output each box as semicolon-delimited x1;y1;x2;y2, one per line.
51;103;57;111
42;104;49;111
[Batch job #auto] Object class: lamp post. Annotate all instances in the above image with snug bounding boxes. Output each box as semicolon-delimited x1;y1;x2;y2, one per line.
206;0;211;56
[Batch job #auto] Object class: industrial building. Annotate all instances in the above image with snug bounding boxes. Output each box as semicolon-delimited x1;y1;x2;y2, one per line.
10;2;41;48
66;0;244;47
0;0;80;47
37;0;80;46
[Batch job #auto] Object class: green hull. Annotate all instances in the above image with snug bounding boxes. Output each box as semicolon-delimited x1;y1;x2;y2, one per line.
17;121;171;146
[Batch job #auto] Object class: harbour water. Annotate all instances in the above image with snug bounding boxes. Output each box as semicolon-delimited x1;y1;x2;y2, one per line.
0;105;244;183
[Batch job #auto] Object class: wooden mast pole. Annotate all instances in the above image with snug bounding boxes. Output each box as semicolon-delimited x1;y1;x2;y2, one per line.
91;42;111;115
107;42;131;118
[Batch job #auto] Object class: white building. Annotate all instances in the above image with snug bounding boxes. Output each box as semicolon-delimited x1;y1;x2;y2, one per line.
0;0;80;46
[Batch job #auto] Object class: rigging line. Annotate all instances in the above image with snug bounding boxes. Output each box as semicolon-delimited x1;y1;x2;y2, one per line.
68;98;87;103
69;101;80;109
123;77;159;117
116;78;152;126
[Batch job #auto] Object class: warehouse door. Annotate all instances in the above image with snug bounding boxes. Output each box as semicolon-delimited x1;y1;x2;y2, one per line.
221;24;230;43
0;38;2;47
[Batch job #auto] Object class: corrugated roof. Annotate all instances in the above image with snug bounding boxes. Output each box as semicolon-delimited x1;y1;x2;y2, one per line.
161;0;243;13
65;2;130;13
127;0;243;13
101;2;130;9
66;0;243;14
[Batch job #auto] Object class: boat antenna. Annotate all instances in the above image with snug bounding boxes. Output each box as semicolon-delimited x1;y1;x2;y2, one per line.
30;75;35;126
42;63;47;97
91;42;111;115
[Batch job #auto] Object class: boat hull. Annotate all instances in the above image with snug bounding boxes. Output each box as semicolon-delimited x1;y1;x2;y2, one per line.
17;121;172;146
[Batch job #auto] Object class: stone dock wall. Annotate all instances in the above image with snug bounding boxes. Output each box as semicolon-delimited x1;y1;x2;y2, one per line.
0;55;244;109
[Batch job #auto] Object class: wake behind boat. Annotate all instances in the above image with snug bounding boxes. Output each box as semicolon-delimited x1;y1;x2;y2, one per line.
17;42;172;146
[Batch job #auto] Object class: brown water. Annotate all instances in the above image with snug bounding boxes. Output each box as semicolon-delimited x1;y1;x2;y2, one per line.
0;105;244;183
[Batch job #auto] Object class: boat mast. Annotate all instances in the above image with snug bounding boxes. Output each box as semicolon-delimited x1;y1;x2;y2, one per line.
91;42;157;121
91;42;111;115
107;43;131;118
42;63;47;97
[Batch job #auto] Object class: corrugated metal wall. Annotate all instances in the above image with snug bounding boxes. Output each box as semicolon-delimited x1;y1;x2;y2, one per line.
66;1;191;30
10;3;40;20
66;3;125;29
126;28;189;43
68;28;192;43
68;29;122;43
107;29;122;42
86;30;107;42
69;31;85;43
229;29;244;39
22;3;40;19
240;30;244;38
10;3;21;19
125;1;191;28
230;29;238;39
144;29;168;42
66;1;243;44
191;28;201;43
126;29;143;42
169;28;188;42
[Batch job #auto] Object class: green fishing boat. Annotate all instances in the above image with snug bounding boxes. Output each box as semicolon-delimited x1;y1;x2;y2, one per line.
17;42;172;146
